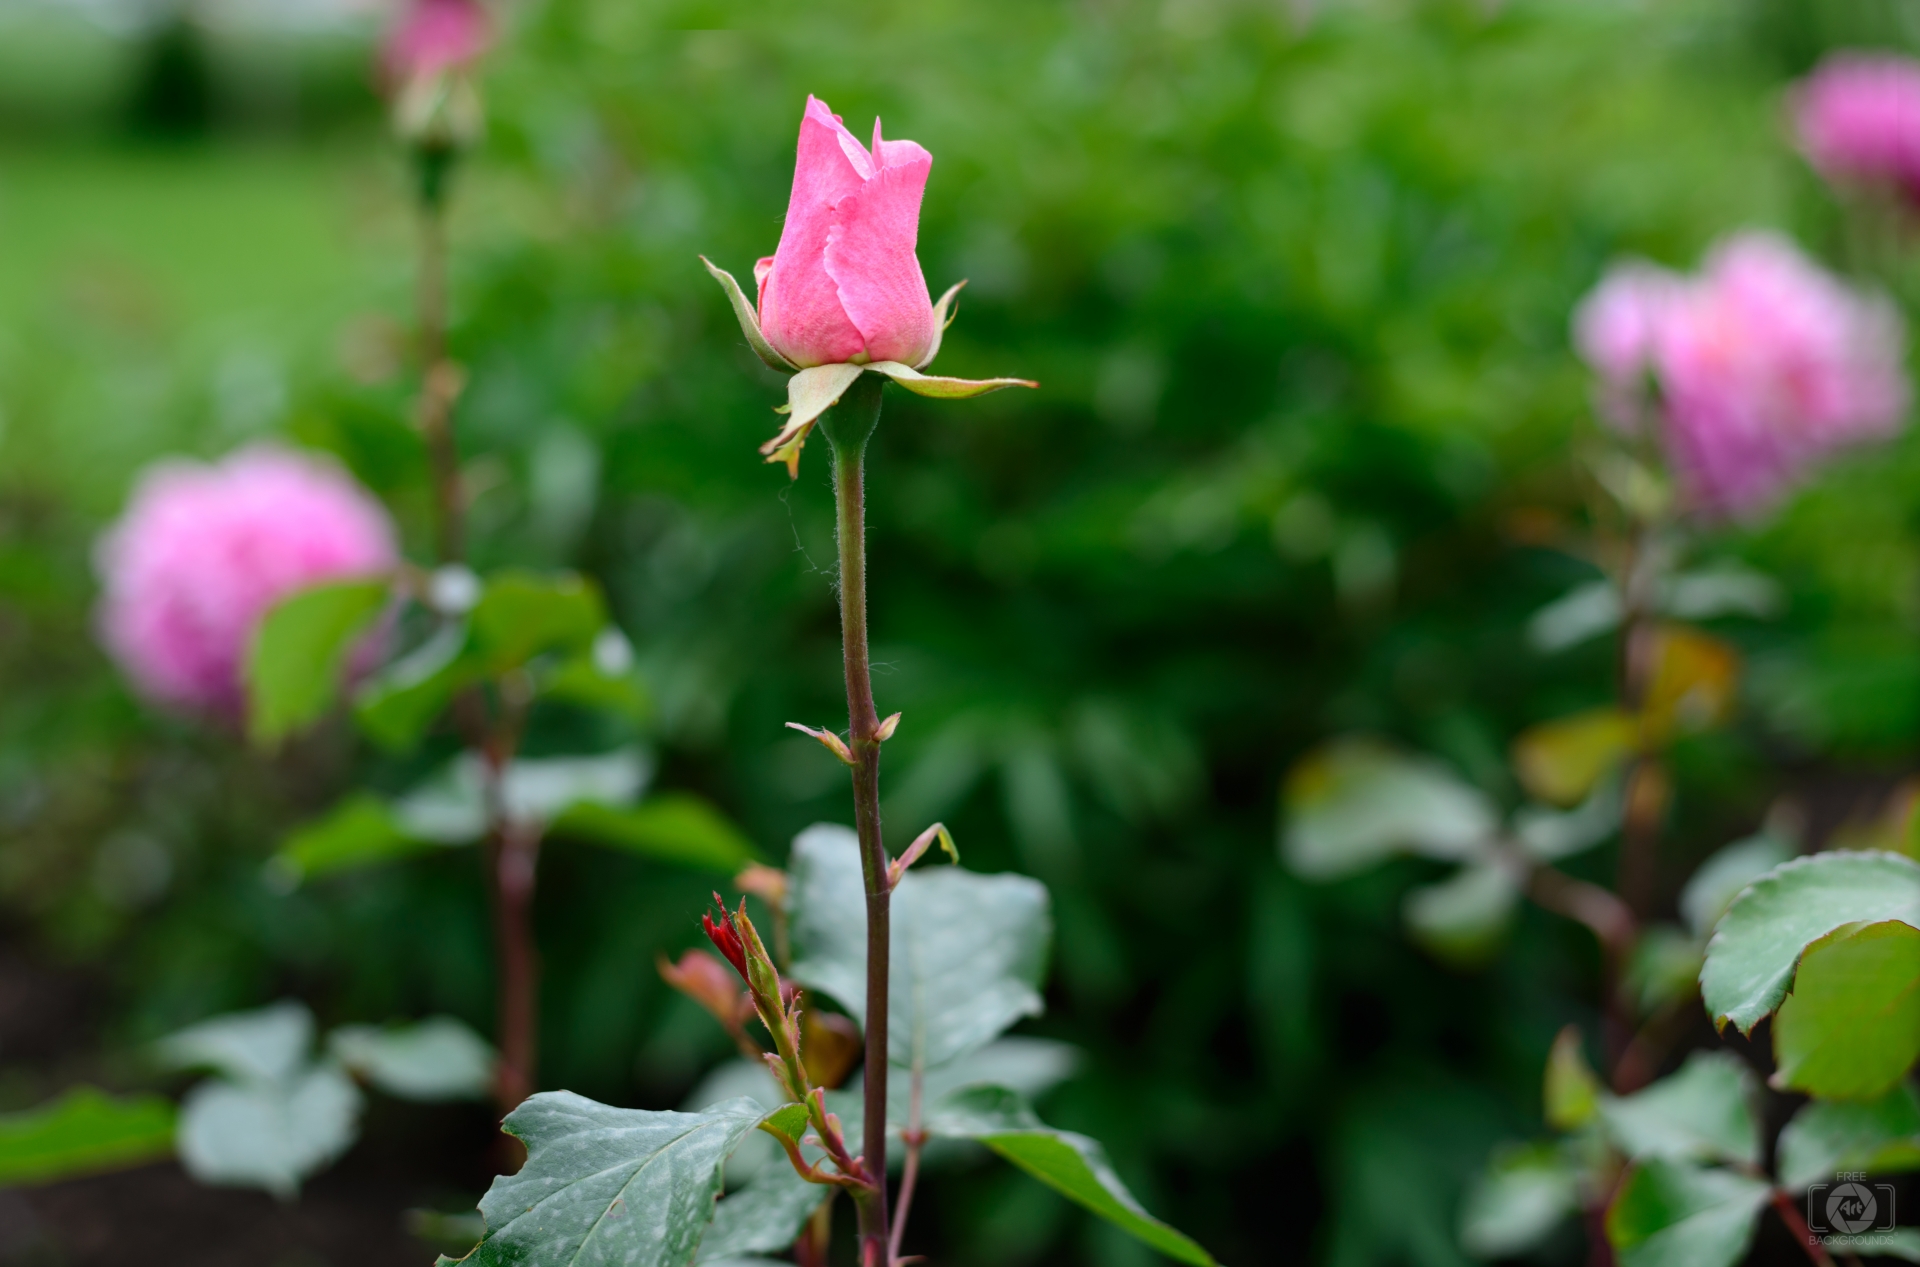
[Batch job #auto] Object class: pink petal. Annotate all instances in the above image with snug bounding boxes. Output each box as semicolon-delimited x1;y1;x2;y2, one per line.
824;131;935;367
758;97;872;368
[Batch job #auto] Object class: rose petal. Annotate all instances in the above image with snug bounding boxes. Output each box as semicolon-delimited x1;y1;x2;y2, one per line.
758;97;871;368
824;135;935;367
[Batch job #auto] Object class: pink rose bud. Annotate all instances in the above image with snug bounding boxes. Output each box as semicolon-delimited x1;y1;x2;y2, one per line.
1792;52;1920;206
755;96;938;370
1574;232;1909;518
95;445;399;715
382;0;491;88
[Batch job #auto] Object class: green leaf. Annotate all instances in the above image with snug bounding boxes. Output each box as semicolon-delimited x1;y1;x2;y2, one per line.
1598;1051;1759;1166
1679;834;1792;938
470;571;608;675
1544;1026;1601;1131
328;1016;495;1102
353;621;476;753
695;1158;824;1264
395;749;651;844
265;794;443;890
1604;1159;1769;1267
555;794;756;872
175;1063;362;1198
1861;1227;1920;1262
0;1087;176;1185
1458;1142;1581;1259
1401;860;1519;966
1702;851;1920;1034
1280;738;1495;880
1626;924;1705;1015
789;824;1050;1071
542;643;650;722
1777;1083;1920;1190
157;1000;316;1085
442;1093;766;1267
926;1085;1218;1267
1773;920;1920;1101
245;577;390;745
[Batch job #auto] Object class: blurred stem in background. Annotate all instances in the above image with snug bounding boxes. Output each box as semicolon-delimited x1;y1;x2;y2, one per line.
409;135;538;1123
819;374;894;1265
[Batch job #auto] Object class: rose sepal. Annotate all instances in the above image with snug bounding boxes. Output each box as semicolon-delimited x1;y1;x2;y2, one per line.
865;360;1039;399
701;256;799;373
914;280;967;370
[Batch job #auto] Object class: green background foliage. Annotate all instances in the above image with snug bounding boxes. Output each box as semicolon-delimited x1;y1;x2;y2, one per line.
2;0;1918;1262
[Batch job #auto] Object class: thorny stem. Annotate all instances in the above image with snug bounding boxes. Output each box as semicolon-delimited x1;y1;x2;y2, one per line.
1772;1189;1837;1267
889;1064;927;1266
821;374;893;1265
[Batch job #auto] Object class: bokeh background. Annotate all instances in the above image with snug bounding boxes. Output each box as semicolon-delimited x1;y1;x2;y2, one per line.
2;0;1917;1262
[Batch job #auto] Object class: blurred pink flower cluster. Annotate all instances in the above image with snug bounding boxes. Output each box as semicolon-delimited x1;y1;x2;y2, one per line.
1792;52;1920;205
1574;231;1909;517
96;446;398;714
382;0;491;89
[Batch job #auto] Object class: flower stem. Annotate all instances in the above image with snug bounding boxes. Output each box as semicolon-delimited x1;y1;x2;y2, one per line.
415;164;465;568
1772;1189;1837;1267
820;374;891;1264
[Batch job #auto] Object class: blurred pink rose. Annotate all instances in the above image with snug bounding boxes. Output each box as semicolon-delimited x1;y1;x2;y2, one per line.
1792;52;1920;204
1572;260;1683;428
96;446;399;714
382;0;491;88
1575;232;1909;517
755;96;937;369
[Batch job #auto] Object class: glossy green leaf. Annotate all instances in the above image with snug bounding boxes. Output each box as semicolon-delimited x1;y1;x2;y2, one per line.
442;1093;766;1267
1458;1141;1580;1259
1776;1083;1920;1190
329;1016;495;1102
353;621;475;753
0;1087;176;1185
1281;738;1495;879
470;570;608;674
266;794;442;889
1701;851;1920;1035
245;577;389;745
1544;1026;1600;1131
927;1085;1217;1266
1598;1051;1758;1166
1604;1159;1769;1267
1773;920;1920;1101
789;824;1050;1071
555;794;755;872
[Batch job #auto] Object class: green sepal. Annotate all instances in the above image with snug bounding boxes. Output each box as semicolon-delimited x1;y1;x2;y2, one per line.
700;256;797;373
864;360;1038;399
914;279;966;370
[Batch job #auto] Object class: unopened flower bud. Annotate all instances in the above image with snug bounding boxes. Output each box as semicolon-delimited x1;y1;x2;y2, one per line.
701;893;750;981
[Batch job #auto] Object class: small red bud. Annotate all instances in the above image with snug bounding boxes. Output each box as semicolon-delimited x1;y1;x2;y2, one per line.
702;892;750;982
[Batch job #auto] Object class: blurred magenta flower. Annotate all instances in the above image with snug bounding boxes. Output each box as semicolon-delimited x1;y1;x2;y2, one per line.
96;446;399;714
382;0;491;88
1575;232;1909;517
755;95;938;370
1791;52;1920;205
